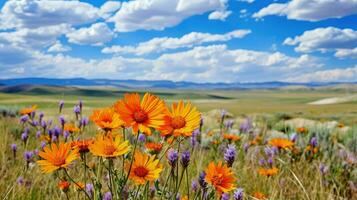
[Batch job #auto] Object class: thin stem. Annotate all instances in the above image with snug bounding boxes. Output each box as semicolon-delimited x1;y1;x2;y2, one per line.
121;132;140;193
134;185;142;199
63;169;91;199
160;169;173;200
185;168;190;199
174;167;185;198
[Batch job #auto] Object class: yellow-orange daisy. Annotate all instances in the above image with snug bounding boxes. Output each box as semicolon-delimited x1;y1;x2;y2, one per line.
64;123;80;133
204;161;236;196
20;105;37;115
37;142;79;173
223;134;241;142
145;142;163;153
90;108;123;131
268;138;294;149
71;139;94;153
159;101;201;137
114;93;166;135
128;151;163;185
253;192;266;199
258;167;279;177
89;133;130;157
296;127;308;134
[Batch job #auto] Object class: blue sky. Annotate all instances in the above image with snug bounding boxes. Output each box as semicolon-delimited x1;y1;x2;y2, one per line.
0;0;356;83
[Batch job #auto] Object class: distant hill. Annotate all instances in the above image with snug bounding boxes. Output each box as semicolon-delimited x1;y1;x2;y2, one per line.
0;78;356;90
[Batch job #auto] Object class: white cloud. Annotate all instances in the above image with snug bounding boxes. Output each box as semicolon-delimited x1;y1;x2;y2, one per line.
0;45;322;82
100;1;121;19
283;27;357;58
335;48;357;59
67;23;115;46
0;0;99;30
237;0;255;3
48;41;72;53
285;65;357;82
108;0;229;32
208;10;232;21
102;29;251;55
0;24;72;49
253;0;357;21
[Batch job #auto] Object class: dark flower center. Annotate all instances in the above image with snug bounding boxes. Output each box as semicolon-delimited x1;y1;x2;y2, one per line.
134;110;148;123
134;166;149;177
171;116;186;129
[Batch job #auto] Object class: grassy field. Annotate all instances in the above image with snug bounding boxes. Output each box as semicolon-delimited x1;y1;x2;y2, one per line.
0;88;356;199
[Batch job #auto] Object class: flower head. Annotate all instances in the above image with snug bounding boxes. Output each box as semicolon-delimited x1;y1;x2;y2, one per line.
221;193;230;200
223;134;241;142
296;127;308;134
258;167;279;177
167;148;179;167
159;101;201;137
24;151;34;162
71;139;94;153
224;144;236;167
89;133;130;158
128;151;163;185
10;143;17;152
58;100;64;113
268;138;294;149
104;192;112;200
64;123;80;134
253;192;266;199
20;105;37;115
233;188;244;200
90;108;123;131
145;142;163;154
37;142;80;173
205;161;236;196
138;133;146;142
181;150;190;168
114;93;166;135
20;115;29;123
59;115;66;127
199;171;208;189
58;180;70;192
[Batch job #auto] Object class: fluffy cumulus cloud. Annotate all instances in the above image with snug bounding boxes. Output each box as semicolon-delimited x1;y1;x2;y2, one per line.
108;0;229;32
208;10;232;21
253;0;357;21
102;29;251;55
67;23;115;46
284;27;357;58
0;0;99;30
335;48;357;59
47;41;72;53
0;45;322;82
99;1;121;19
285;65;357;82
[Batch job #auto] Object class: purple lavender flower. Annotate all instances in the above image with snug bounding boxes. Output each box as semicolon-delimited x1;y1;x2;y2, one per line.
240;118;252;133
21;132;28;143
138;133;146;142
34;149;39;156
11;143;17;158
176;194;181;200
310;137;318;148
20;115;29;123
259;158;266;166
319;163;328;175
233;188;244;200
38;112;44;122
53;126;61;137
103;192;112;200
24;151;34;164
41;120;47;129
264;147;276;158
220;109;227;119
167;149;178;167
51;135;58;143
190;129;200;147
224;119;234;129
30;111;36;119
221;193;230;200
198;171;207;189
78;100;83;111
73;105;81;119
290;133;298;143
191;180;198;192
40;141;46;149
181;150;190;168
80;117;89;128
63;131;70;141
36;130;41;138
267;157;274;166
243;143;250;153
17;176;24;185
59;115;66;127
86;183;94;197
224;144;236;167
59;100;64;113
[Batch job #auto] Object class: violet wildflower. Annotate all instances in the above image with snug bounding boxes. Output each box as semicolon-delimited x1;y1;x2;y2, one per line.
86;183;94;198
30;111;36;119
73;105;81;119
21;132;28;144
191;180;198;192
221;193;230;200
20;115;29;123
243;143;250;153
290;133;298;143
59;100;64;113
59;115;66;127
40;141;46;149
34;149;39;156
17;176;24;185
103;192;112;200
224;144;236;167
181;150;190;168
259;158;266;166
24;151;34;167
167;149;178;168
233;188;244;200
176;194;181;200
224;119;234;129
53;126;61;138
78;100;83;111
41;120;47;129
80;117;89;128
319;163;328;175
138;133;146;142
198;171;207;189
310;137;318;148
63;131;70;141
36;130;41;138
240;118;252;133
38;112;44;122
267;157;274;167
10;143;17;158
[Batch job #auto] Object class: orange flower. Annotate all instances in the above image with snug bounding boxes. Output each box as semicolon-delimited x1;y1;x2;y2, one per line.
296;127;308;134
64;123;80;133
166;137;175;145
258;167;279;177
89;133;130;158
145;142;163;153
74;182;85;191
20;105;37;115
71;139;94;153
114;93;166;135
337;123;345;128
253;192;266;199
204;161;236;196
250;136;262;146
159;101;201;137
58;180;70;192
37;142;80;173
305;145;318;154
128;151;163;185
223;134;241;142
211;140;221;145
90;108;123;131
268;138;294;149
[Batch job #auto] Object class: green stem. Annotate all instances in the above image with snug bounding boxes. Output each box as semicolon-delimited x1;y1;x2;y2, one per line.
185;168;190;200
160;169;173;200
121;132;140;193
134;185;142;199
63;169;91;199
